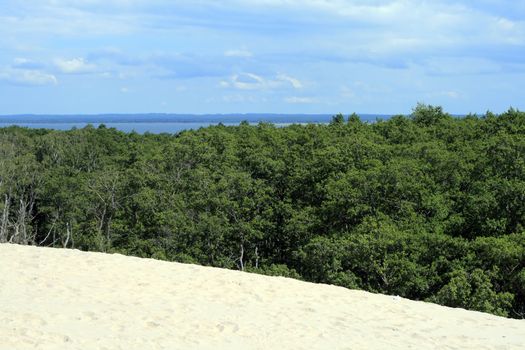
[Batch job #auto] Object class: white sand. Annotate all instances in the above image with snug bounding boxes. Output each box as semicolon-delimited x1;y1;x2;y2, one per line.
0;244;523;350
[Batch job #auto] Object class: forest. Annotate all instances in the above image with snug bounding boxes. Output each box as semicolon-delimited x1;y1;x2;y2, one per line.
1;104;524;318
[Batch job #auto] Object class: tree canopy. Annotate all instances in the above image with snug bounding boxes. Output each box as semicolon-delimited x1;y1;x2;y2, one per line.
1;105;524;318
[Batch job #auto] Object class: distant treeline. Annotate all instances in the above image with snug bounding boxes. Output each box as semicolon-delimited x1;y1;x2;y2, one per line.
1;104;524;318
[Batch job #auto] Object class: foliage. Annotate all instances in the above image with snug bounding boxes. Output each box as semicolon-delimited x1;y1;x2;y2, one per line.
1;105;525;318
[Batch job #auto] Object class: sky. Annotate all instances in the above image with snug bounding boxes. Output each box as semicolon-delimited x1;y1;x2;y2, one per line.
0;0;524;115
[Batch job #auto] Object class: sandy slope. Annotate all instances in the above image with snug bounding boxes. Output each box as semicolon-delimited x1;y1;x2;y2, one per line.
0;244;523;350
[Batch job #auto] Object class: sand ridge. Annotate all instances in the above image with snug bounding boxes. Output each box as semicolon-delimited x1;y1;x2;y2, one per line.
0;243;523;349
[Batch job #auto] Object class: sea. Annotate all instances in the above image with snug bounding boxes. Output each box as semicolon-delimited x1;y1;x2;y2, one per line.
0;113;391;134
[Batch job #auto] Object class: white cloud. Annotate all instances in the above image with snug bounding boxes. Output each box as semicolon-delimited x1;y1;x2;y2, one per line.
340;85;355;99
284;96;316;104
277;74;303;89
55;57;97;74
224;49;253;58
0;68;58;85
2;0;523;69
11;57;44;69
14;58;30;65
444;91;461;99
230;73;269;90
488;16;525;44
222;72;304;91
0;0;523;114
205;94;264;103
222;94;261;103
425;57;502;76
0;8;135;38
428;90;462;99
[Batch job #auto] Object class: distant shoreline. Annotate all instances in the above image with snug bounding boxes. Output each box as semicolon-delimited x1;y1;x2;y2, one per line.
0;113;392;133
0;113;391;124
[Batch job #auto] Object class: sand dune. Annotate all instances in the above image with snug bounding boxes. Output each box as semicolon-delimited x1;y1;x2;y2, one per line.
1;244;523;349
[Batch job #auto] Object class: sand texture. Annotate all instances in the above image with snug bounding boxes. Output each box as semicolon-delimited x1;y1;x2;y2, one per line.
1;244;524;349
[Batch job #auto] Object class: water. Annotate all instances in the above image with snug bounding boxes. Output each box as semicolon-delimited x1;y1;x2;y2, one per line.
0;114;389;134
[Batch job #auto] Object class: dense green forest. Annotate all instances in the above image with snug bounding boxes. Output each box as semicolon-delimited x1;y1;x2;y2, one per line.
1;104;524;318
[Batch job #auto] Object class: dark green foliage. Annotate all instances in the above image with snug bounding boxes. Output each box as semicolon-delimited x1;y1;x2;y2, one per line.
1;105;525;318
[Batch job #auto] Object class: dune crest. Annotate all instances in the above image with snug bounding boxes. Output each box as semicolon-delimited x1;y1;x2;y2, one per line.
1;244;523;349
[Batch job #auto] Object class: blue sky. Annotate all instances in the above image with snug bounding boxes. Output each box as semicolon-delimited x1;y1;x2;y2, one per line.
0;0;524;115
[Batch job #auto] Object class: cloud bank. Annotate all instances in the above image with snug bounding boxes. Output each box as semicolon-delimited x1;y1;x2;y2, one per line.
0;0;523;113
